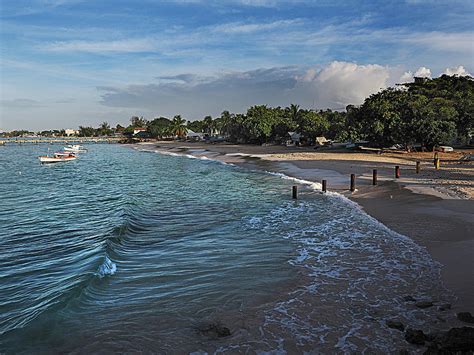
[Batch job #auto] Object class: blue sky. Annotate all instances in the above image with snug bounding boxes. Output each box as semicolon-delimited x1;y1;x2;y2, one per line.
1;0;473;130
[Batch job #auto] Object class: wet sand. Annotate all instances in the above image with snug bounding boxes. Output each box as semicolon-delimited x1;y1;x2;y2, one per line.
140;141;474;312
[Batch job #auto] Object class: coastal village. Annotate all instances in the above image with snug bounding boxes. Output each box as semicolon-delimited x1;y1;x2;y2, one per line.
2;0;474;349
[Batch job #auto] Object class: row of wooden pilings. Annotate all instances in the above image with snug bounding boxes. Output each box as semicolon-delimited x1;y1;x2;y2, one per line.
292;156;442;199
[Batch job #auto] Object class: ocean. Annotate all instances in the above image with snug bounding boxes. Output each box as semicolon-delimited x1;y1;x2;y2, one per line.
0;144;454;353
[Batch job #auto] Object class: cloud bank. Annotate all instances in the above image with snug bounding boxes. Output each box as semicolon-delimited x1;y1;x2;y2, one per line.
98;61;473;120
98;62;392;118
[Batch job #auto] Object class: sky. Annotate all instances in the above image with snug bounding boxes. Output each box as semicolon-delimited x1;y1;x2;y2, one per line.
0;0;473;131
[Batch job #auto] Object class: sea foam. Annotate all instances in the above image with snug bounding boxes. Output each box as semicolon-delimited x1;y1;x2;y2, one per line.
97;256;117;278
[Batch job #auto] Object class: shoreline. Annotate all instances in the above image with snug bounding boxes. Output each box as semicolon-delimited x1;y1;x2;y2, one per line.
137;141;474;312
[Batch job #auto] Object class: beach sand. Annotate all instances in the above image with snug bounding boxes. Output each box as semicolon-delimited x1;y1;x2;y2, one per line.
140;141;474;312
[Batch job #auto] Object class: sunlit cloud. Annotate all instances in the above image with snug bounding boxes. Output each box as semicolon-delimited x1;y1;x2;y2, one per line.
444;65;471;76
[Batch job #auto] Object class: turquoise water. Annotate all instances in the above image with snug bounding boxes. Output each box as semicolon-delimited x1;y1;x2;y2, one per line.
0;144;452;353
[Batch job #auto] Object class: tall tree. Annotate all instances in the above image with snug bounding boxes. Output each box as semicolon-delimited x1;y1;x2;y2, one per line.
202;115;214;135
171;115;187;137
98;121;112;136
130;116;148;128
147;117;172;138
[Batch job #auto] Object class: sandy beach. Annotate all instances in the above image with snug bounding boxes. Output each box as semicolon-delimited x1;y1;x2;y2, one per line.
145;141;474;312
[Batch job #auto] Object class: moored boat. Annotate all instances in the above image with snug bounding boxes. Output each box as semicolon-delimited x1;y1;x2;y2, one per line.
38;152;77;164
64;144;87;153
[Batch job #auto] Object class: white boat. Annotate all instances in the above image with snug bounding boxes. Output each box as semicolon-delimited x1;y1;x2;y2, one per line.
54;151;76;157
64;144;87;153
38;152;77;164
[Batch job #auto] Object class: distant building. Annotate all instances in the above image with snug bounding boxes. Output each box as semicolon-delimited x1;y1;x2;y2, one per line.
186;130;204;141
133;128;147;135
65;129;79;136
287;132;301;146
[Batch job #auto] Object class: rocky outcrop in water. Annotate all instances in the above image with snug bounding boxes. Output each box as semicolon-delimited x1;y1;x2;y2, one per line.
424;327;474;353
437;304;451;312
415;301;434;309
386;320;405;331
457;312;474;324
405;328;426;345
196;321;231;338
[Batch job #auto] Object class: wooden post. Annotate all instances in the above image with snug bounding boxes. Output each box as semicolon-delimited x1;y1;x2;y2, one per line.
292;185;298;199
322;180;327;192
416;161;420;174
372;169;377;185
395;166;400;178
350;174;356;192
435;158;440;170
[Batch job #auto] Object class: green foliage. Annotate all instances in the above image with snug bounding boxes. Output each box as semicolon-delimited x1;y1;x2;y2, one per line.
171;115;187;137
187;120;204;133
15;75;464;146
351;75;473;148
2;130;33;137
130;116;148;128
147;117;172;138
78;126;97;137
98;122;112;136
298;110;329;141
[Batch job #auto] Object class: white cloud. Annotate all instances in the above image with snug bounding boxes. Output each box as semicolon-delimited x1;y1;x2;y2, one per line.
399;71;414;83
212;19;301;34
414;66;432;78
298;62;390;108
402;31;474;53
444;65;470;76
43;39;156;53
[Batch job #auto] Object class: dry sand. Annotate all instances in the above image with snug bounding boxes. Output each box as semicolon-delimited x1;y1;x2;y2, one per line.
140;141;474;311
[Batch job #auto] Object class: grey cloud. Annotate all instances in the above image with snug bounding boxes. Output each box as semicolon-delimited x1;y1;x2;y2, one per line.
98;62;393;119
156;74;198;82
1;98;44;108
55;98;76;103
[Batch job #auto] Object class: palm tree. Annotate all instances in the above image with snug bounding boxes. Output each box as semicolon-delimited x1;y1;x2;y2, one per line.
98;121;112;136
171;115;187;137
202;115;214;135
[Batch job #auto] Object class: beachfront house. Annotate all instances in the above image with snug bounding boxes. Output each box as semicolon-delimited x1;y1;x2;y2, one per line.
65;129;79;137
186;130;204;141
133;128;147;136
287;132;301;146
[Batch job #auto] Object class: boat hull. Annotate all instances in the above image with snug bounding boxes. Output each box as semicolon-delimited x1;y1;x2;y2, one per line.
39;156;77;164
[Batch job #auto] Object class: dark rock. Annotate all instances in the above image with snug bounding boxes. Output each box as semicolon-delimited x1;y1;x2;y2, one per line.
197;322;231;338
398;350;410;355
437;303;451;311
429;327;474;352
425;331;443;342
386;320;405;331
405;328;426;345
416;301;434;309
403;295;416;302
435;315;446;323
457;312;474;324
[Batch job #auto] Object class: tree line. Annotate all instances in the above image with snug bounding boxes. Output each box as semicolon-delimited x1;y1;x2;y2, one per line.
3;75;472;148
137;75;473;149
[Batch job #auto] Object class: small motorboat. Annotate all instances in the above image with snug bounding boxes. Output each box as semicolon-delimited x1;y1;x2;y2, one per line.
64;144;87;153
38;152;77;164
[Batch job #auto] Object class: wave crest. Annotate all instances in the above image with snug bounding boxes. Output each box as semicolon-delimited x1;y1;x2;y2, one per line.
97;256;117;278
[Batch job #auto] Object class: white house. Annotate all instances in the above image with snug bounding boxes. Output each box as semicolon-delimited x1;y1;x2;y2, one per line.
133;128;147;135
186;129;204;140
65;129;79;136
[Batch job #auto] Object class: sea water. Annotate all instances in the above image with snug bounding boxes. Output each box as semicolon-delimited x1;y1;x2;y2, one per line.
0;144;454;353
